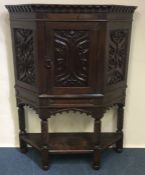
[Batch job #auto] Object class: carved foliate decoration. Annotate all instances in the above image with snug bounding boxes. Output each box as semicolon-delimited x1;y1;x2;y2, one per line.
107;29;128;85
14;28;35;85
54;30;89;87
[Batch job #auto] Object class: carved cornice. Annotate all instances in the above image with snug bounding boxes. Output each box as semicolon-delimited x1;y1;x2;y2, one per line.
5;4;137;14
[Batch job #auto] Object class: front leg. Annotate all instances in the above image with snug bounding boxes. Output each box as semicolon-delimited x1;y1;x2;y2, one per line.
92;118;102;170
115;103;124;153
41;118;49;170
18;104;28;153
93;146;101;170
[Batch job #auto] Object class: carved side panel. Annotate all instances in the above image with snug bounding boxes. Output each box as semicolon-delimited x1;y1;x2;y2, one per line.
54;30;89;87
14;28;35;85
107;29;128;85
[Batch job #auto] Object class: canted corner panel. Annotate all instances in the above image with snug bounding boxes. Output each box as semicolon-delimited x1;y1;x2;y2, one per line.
54;30;89;87
14;28;35;85
107;29;129;86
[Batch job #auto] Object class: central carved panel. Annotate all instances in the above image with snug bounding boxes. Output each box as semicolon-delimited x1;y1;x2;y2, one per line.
54;30;89;87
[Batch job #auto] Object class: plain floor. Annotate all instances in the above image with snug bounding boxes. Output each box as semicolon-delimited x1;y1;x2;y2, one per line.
0;148;145;175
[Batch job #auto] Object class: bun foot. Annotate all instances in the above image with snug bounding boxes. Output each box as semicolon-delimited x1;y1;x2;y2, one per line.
114;147;123;153
20;147;28;154
92;164;100;170
42;165;49;170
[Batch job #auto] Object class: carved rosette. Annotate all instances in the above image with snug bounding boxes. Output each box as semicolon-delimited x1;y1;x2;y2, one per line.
14;28;35;85
107;29;128;85
54;30;89;87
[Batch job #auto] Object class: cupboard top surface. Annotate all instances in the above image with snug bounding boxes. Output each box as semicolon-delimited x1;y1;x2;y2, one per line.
6;4;136;14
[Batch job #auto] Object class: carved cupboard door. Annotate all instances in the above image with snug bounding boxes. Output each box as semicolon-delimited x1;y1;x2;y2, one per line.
42;22;105;95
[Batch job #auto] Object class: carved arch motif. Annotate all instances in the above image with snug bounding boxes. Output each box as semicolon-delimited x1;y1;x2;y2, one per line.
47;108;92;116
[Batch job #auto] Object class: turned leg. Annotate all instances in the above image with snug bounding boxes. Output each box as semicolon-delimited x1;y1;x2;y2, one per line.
18;104;28;153
115;104;124;153
93;118;101;170
41;118;49;170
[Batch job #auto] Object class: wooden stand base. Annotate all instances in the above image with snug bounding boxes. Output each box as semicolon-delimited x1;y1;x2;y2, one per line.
20;132;122;169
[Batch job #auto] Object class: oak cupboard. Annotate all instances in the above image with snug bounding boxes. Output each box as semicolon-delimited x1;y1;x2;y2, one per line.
6;4;136;170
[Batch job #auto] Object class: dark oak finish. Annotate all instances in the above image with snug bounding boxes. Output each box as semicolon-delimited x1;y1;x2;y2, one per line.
18;104;28;153
20;133;122;152
6;4;136;170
